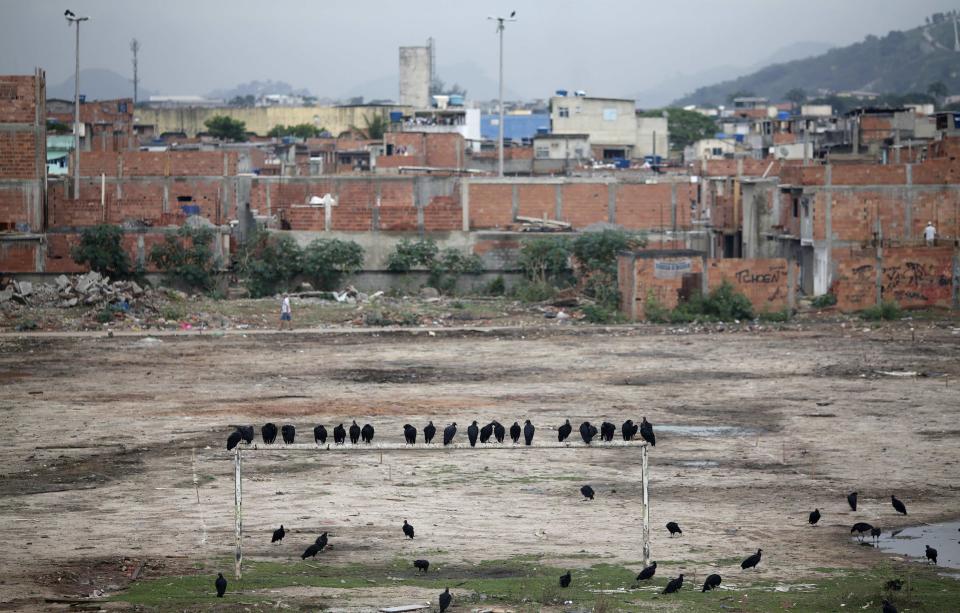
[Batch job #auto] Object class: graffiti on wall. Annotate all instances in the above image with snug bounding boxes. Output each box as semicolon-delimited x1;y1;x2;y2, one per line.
882;260;952;306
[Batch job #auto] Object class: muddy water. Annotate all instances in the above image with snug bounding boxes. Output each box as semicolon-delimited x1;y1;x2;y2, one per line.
872;520;960;572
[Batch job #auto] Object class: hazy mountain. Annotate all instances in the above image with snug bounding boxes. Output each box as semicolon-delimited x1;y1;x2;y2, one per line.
208;79;313;100
47;68;153;101
630;41;833;108
673;15;960;106
342;60;519;103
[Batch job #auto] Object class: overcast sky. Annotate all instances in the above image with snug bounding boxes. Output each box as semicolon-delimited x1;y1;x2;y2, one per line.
2;0;959;100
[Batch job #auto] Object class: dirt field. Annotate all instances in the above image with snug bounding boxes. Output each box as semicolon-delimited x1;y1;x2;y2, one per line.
1;320;959;611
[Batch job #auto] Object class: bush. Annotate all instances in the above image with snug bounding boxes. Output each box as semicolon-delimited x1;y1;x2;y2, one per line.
572;230;646;309
643;292;671;323
149;226;220;292
485;274;506;296
302;238;364;290
667;282;755;322
240;233;303;298
517;236;572;285
811;293;838;308
581;304;621;324
386;238;439;272
758;308;791;322
96;308;114;324
514;280;556;303
71;224;132;279
428;248;483;293
860;300;903;321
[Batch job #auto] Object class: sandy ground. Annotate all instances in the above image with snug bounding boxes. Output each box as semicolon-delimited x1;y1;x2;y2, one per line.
0;322;959;609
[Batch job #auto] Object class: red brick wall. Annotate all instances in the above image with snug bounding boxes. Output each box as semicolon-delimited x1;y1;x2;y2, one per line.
628;254;705;320
0;132;40;178
468;184;513;229
0;75;40;123
832;246;956;311
561;183;608;228
701;159;781;177
0;240;38;272
706;258;793;312
77;151;238;177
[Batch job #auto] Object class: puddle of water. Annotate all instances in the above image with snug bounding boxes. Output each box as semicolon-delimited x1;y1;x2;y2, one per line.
866;520;960;571
678;460;719;468
658;425;759;437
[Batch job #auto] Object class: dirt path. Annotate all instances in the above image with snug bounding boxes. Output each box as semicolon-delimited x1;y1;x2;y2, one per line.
0;322;958;608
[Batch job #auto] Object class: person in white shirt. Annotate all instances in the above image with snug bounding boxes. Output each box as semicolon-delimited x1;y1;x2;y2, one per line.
279;294;292;330
924;221;936;246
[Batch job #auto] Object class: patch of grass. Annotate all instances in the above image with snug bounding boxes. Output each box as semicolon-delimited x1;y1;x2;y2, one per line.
860;300;904;321
757;307;791;322
811;293;837;308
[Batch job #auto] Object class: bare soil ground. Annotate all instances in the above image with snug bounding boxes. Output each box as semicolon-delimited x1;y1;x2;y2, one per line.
1;320;959;611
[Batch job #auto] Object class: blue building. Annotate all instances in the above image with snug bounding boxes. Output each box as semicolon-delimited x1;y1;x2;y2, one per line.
481;113;550;142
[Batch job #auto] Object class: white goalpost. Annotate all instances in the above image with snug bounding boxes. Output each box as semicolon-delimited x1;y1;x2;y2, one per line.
230;440;651;580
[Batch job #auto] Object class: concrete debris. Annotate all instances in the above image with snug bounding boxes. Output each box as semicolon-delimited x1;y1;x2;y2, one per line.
419;286;440;299
0;273;158;311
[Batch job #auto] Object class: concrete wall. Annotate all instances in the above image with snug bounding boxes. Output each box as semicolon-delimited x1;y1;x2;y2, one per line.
635;117;668;158
399;46;431;108
550;97;637;150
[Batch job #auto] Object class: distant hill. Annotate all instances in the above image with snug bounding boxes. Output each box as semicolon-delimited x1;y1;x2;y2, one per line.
47;68;152;101
208;80;313;101
342;60;518;103
673;15;960;106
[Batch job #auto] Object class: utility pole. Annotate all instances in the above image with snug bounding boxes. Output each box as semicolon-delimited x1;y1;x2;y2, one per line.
130;38;140;105
488;12;516;178
65;10;90;200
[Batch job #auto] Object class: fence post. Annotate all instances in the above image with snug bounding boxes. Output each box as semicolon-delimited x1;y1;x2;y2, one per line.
641;443;650;566
234;447;243;580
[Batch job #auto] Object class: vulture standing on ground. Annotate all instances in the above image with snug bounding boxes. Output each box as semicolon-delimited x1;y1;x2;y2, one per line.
479;422;493;443
315;532;328;551
439;588;452;613
851;522;874;541
891;495;908;515
281;424;296;444
226;430;243;451
492;420;505;443
262;422;278;444
333;423;346;445
702;573;722;592
600;421;615;442
523;419;535;445
314;425;327;445
301;543;321;559
926;545;938;564
662;574;684;594
402;519;415;539
349;420;361;444
741;548;762;570
404;424;417;445
847;491;858;511
580;485;595;500
509;421;521;444
871;527;882;542
640;417;655;446
666;521;683;536
558;419;572;442
467;421;480;447
622;419;637;441
443;423;457;446
361;423;374;444
414;559;430;573
635;561;657;581
215;573;227;597
579;421;597;444
423;421;436;444
809;509;821;525
559;570;571;587
271;525;285;543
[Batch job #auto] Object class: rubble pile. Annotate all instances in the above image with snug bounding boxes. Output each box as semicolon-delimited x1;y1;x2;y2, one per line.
0;272;150;309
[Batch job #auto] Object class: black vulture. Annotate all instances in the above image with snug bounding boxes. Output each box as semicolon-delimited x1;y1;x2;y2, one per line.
349;420;361;444
281;424;295;444
622;419;637;441
926;545;938;564
885;578;903;591
301;543;321;559
238;426;254;444
215;572;227;597
851;522;874;541
439;587;452;613
871;527;882;542
662;574;684;594
882;600;898;613
523;420;535;445
467;421;479;447
479;422;493;443
262;422;278;444
600;421;615;442
492;420;505;443
404;424;417;445
424;421;436;444
315;532;328;551
271;525;285;543
226;430;242;451
558;419;572;442
361;423;374;444
509;421;521;444
741;548;762;570
640;417;655;446
579;421;597;444
847;491;858;511
809;509;821;526
333;423;346;445
414;559;430;573
635;561;657;581
402;519;415;539
701;573;721;592
580;485;595;500
666;521;682;536
314;425;327;445
443;422;457;446
559;570;571;587
891;495;907;515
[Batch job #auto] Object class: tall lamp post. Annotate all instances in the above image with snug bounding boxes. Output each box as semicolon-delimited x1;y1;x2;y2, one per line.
488;11;516;178
65;9;89;200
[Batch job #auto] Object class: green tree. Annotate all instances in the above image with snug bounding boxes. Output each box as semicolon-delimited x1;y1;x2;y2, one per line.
301;238;364;290
726;90;757;104
204;115;248;141
517;236;572;285
571;230;646;309
784;88;807;109
267;123;324;139
149;226;220;292
240;233;303;298
639;108;717;149
71;224;132;279
228;94;255;107
927;81;948;103
386;239;439;272
352;114;388;140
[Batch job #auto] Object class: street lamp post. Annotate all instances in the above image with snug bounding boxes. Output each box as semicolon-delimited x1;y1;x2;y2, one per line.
65;10;89;200
488;12;516;178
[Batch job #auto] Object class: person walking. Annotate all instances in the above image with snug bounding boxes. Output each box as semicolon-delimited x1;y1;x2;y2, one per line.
924;221;937;246
279;293;292;330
